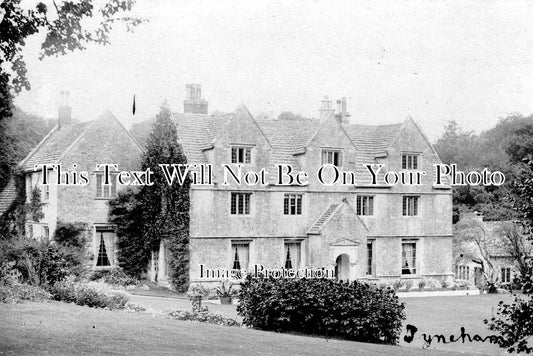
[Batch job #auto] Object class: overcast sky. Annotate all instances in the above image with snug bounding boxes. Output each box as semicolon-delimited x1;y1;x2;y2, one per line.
14;0;533;141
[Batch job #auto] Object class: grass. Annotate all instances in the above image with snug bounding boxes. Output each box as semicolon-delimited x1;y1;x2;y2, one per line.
0;301;460;356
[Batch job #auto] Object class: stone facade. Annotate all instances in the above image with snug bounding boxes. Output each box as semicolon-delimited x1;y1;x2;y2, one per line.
167;96;454;288
19;110;143;271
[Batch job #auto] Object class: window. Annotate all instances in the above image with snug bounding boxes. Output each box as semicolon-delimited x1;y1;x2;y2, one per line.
455;265;470;280
284;194;302;215
402;196;419;216
231;242;250;270
402;154;419;170
96;174;117;198
401;241;416;275
357;196;374;216
284;242;301;269
230;192;251;215
231;146;251;164
95;227;115;268
366;241;374;275
501;267;512;284
321;150;342;167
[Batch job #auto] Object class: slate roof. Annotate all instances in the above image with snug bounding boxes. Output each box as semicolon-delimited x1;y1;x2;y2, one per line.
0;179;16;217
256;116;321;172
20;121;94;171
171;109;431;185
173;112;234;164
344;123;403;155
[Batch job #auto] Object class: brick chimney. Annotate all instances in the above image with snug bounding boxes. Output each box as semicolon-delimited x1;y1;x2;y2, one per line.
334;97;351;124
58;90;72;129
319;95;334;121
183;84;208;114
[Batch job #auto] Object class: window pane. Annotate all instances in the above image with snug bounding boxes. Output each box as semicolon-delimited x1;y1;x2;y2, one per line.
231;193;237;214
96;175;102;197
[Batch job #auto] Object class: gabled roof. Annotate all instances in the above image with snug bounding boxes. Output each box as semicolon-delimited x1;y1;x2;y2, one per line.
172;108;441;181
20;121;95;171
307;203;341;235
307;200;368;235
0;179;16;217
19;110;141;172
172;112;234;164
344;123;403;156
256;116;321;172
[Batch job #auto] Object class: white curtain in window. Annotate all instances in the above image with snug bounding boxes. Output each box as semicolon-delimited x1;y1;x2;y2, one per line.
102;232;115;267
402;243;415;274
285;243;301;269
232;243;249;270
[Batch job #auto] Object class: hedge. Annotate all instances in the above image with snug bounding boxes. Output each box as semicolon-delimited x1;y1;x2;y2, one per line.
237;277;405;344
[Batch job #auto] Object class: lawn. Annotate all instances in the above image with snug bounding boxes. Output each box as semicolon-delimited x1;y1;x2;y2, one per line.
0;301;461;356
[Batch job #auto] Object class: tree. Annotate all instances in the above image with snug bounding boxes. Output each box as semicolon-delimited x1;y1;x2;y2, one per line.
0;107;53;190
454;217;499;292
0;0;145;195
0;0;145;119
110;104;190;291
485;161;533;353
496;221;531;287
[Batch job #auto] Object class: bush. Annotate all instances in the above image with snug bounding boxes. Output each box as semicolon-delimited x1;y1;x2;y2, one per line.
0;262;51;303
94;269;139;287
1;235;87;287
49;278;128;310
237;277;405;344
169;309;240;327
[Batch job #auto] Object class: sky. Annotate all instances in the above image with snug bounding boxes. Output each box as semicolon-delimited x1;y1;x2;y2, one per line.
13;0;533;142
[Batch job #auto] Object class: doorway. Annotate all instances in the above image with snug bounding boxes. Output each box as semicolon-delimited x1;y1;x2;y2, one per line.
335;254;350;282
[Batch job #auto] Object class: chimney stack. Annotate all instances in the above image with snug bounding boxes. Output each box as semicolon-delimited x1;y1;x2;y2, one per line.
319;95;334;121
334;97;351;124
183;84;208;114
58;90;72;129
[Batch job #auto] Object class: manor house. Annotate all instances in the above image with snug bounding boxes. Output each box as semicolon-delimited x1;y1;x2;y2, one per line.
150;84;453;287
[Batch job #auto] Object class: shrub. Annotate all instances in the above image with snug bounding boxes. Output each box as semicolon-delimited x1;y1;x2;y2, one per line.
169;309;240;327
0;263;51;303
237;277;405;345
49;278;128;310
96;269;139;287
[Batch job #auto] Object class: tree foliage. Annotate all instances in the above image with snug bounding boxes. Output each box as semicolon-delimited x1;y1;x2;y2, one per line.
110;104;190;291
0;0;145;119
484;161;533;353
434;116;533;222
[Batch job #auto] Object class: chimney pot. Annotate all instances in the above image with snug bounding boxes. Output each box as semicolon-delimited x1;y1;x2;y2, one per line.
341;97;347;114
319;95;334;120
184;84;208;114
58;90;72;129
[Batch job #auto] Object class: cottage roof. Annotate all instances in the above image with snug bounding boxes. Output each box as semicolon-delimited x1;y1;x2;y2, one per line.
20;120;94;171
0;179;16;217
19;111;141;172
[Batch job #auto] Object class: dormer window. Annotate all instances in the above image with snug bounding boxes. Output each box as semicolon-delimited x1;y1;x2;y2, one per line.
231;146;251;164
402;154;419;170
321;149;342;167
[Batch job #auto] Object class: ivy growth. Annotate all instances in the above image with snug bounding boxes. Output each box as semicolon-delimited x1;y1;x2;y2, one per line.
110;103;190;292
